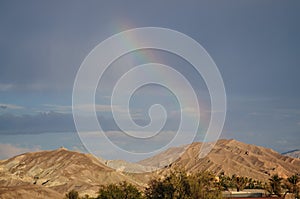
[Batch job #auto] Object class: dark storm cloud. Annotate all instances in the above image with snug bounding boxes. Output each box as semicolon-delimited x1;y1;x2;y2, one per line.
0;0;299;153
0;112;76;134
0;1;114;91
0;110;181;135
1;0;298;96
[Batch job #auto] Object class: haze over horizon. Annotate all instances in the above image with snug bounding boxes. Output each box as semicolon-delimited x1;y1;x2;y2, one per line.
0;1;299;161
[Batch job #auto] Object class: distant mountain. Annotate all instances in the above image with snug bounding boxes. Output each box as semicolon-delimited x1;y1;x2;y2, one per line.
105;159;157;173
282;149;300;159
1;139;300;198
140;139;300;181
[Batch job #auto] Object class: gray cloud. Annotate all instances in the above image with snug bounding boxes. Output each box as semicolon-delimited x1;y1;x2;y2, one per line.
0;109;183;135
0;112;76;134
0;1;299;155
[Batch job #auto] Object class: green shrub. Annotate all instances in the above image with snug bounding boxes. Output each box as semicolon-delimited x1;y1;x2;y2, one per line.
97;181;143;199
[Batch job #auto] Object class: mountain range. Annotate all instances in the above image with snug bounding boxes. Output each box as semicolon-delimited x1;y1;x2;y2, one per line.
282;149;300;159
0;139;299;198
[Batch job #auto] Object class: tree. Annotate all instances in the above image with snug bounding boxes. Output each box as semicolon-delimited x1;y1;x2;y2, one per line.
145;170;221;199
145;178;175;199
218;173;234;191
97;181;143;199
189;172;222;199
231;175;248;192
246;178;254;189
145;170;189;199
65;190;79;199
285;174;300;198
268;174;283;197
169;170;191;199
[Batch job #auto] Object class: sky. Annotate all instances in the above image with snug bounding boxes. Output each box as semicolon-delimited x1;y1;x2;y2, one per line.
0;0;299;161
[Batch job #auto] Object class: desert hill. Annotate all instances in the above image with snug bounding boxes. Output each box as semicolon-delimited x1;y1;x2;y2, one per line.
0;147;147;198
1;139;300;198
140;139;300;181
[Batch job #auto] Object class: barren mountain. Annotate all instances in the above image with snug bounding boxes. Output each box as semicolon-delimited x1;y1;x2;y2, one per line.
1;139;300;198
140;139;300;181
0;147;147;198
282;149;300;159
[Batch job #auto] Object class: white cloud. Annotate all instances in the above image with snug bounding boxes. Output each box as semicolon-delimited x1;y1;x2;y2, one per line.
44;103;124;113
43;103;144;120
0;103;24;110
0;143;41;159
42;104;72;113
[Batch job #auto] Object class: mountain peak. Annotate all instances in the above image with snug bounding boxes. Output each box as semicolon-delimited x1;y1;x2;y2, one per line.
57;146;68;151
